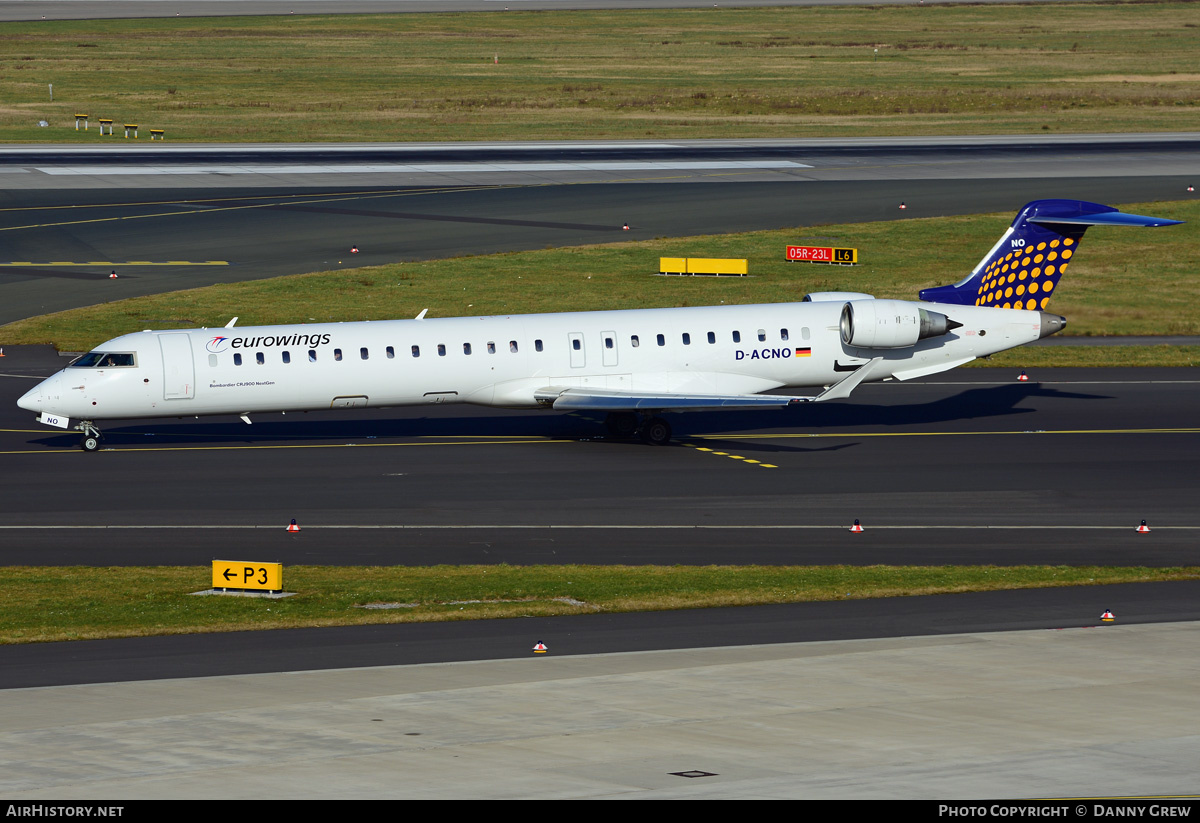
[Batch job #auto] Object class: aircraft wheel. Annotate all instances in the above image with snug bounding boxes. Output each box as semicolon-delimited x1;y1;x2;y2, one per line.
641;416;672;446
81;435;101;452
605;412;638;438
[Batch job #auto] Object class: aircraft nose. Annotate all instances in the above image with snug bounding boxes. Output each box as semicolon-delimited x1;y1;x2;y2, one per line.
17;382;43;412
17;373;58;413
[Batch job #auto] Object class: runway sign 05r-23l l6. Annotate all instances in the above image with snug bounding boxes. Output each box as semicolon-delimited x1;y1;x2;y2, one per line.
786;245;858;264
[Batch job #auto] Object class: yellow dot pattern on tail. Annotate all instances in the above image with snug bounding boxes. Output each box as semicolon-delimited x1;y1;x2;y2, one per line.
974;238;1074;310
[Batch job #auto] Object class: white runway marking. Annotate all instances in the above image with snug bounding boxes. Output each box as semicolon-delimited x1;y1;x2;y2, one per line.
0;524;1196;530
35;160;811;176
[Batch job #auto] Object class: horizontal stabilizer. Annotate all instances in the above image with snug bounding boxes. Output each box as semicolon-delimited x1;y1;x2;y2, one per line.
1030;211;1183;228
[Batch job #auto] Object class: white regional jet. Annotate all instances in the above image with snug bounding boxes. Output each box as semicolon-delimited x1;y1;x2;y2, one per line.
17;199;1181;451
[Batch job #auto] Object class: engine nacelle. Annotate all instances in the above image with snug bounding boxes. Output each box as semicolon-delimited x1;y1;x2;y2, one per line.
803;291;875;303
840;299;958;349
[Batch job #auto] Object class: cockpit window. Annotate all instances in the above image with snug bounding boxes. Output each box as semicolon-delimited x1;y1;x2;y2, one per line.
70;352;136;368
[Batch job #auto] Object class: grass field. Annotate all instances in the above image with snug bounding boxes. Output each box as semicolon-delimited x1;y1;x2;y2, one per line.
1;3;1198;142
3;564;1196;644
2;198;1194;366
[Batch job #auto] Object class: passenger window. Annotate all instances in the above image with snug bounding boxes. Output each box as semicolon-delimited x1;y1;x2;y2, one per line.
707;331;715;344
631;335;640;348
733;331;741;343
334;348;343;361
386;346;394;359
463;343;472;355
361;347;369;360
535;339;543;352
282;351;291;364
780;328;789;341
412;345;420;358
309;350;317;362
234;353;243;366
437;344;446;356
509;340;518;353
208;354;218;367
757;329;766;342
657;334;665;347
487;341;496;354
682;333;691;345
802;327;811;341
256;352;265;365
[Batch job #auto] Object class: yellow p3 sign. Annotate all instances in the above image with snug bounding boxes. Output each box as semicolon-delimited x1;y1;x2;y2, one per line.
212;560;283;592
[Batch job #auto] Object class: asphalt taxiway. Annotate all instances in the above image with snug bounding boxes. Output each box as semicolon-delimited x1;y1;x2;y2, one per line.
3;343;1199;567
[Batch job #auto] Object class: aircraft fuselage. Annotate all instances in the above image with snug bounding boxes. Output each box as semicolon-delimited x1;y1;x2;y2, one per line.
20;299;1049;425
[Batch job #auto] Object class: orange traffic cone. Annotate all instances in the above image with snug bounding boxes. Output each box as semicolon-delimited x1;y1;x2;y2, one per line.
1101;610;1115;622
849;519;864;533
533;641;548;653
286;518;300;533
1136;520;1151;533
1017;370;1029;382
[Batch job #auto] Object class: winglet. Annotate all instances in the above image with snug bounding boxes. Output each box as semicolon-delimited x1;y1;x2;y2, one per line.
415;309;428;320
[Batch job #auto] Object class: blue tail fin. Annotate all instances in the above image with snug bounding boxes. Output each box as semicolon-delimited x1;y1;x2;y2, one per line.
918;199;1182;310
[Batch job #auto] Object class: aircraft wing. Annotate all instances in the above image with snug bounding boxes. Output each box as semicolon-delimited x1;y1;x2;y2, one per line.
535;358;884;411
536;387;813;411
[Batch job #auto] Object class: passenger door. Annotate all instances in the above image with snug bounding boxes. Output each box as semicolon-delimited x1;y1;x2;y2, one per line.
158;333;195;400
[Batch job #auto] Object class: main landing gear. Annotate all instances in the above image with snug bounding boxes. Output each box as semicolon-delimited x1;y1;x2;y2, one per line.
75;420;102;452
605;412;672;445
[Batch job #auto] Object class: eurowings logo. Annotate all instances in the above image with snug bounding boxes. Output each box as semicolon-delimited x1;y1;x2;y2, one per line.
206;336;230;354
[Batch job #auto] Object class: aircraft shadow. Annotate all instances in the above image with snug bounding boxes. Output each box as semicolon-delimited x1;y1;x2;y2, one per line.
680;381;1108;436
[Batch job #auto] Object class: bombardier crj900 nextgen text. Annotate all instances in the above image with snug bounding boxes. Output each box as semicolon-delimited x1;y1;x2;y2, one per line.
17;199;1182;451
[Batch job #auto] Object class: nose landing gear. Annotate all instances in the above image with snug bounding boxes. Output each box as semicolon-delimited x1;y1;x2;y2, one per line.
75;421;102;452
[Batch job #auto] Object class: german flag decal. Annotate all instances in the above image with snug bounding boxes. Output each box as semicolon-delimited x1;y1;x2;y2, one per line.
795;347;812;357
